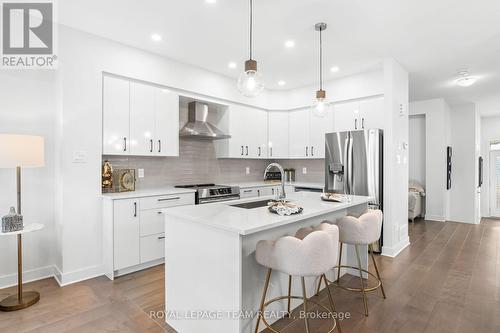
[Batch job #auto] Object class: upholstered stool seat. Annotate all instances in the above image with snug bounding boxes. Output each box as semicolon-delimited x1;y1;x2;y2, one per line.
321;210;386;316
254;223;342;333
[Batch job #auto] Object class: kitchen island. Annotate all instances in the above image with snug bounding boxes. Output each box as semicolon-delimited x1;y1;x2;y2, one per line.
163;192;372;333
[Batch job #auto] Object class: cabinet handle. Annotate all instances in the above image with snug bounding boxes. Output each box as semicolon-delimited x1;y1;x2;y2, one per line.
355;119;358;130
157;211;163;215
258;147;261;157
158;236;165;240
257;189;260;196
270;147;273;157
305;146;309;157
123;137;127;152
241;146;244;156
362;118;365;129
150;139;153;152
272;188;274;195
246;146;249;156
243;189;253;193
311;146;314;156
133;202;137;217
158;140;161;153
158;197;180;201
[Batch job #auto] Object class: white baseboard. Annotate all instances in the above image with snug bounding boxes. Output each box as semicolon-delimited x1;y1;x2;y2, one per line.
0;265;56;289
382;237;410;258
425;214;446;222
55;264;105;287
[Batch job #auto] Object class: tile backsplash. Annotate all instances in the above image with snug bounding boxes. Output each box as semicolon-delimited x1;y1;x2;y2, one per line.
103;139;324;190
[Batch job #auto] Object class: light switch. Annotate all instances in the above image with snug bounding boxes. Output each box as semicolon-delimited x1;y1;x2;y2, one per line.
72;151;87;163
302;167;307;174
138;168;145;178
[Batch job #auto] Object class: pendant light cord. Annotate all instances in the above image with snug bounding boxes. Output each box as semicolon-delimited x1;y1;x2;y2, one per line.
249;0;253;60
319;27;323;91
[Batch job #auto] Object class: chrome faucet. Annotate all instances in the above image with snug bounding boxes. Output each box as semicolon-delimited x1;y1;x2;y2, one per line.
264;163;286;200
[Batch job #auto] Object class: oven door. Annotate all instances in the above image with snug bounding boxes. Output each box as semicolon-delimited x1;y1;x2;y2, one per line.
198;194;241;204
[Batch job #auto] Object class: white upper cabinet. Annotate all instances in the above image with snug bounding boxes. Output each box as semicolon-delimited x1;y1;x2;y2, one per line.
309;110;334;159
288;109;310;158
215;105;268;159
358;96;385;130
130;83;156;155
154;89;179;156
103;77;179;157
268;112;289;159
103;76;130;155
332;96;385;132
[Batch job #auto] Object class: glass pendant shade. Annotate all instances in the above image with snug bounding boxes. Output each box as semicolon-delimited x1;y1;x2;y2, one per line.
237;59;264;97
312;90;329;117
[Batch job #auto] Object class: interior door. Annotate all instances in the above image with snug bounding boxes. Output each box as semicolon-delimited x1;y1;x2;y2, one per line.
489;151;500;217
129;82;156;155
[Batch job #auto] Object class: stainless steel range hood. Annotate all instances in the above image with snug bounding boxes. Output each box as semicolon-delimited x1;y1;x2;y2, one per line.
179;102;230;140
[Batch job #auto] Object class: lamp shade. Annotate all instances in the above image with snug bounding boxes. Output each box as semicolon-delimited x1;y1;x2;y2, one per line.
0;134;44;168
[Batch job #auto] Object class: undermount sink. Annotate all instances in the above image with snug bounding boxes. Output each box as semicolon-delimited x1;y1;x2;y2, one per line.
230;200;271;209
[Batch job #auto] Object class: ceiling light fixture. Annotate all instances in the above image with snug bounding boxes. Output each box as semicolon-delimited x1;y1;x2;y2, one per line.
228;62;237;69
284;40;295;48
278;80;286;86
312;22;329;117
237;0;264;97
456;71;477;87
330;66;339;73
151;33;162;42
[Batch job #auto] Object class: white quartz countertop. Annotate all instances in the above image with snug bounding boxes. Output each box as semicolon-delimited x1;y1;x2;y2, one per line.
163;192;371;235
230;181;324;189
101;187;196;200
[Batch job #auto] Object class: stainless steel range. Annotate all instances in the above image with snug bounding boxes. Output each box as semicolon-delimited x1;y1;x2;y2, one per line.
174;184;240;204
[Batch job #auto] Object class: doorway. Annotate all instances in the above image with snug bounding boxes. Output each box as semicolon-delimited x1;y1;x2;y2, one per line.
489;149;500;217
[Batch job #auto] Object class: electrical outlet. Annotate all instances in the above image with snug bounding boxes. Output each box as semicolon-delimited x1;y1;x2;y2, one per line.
302;167;307;174
246;167;250;175
138;168;145;178
72;151;87;163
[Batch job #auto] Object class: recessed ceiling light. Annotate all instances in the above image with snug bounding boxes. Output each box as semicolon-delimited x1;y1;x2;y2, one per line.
228;62;237;69
278;80;286;86
330;66;339;73
284;40;295;48
151;33;162;42
205;0;217;3
455;71;477;87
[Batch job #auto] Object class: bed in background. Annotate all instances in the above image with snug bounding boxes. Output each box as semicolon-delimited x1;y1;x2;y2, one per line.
409;181;425;222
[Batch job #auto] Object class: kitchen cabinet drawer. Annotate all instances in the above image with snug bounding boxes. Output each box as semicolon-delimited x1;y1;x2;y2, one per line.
140;233;165;263
140;209;164;236
240;188;258;198
139;193;195;210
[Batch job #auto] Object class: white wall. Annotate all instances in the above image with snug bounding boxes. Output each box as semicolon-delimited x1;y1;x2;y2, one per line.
448;103;479;224
0;71;58;287
409;99;451;221
480;116;500;217
409;115;426;186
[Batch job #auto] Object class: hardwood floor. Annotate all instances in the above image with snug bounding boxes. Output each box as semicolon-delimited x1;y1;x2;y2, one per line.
1;219;499;333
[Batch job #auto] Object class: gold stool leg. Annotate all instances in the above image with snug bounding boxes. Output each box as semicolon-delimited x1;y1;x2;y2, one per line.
300;277;311;333
337;242;343;282
369;244;386;299
315;274;326;296
287;275;292;317
355;244;369;316
323;274;342;333
255;268;272;333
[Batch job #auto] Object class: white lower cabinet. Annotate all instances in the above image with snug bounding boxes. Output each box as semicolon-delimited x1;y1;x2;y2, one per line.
103;192;195;279
240;185;281;199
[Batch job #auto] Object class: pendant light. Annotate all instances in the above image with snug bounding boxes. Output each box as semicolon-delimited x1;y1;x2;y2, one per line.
313;22;329;117
237;0;264;97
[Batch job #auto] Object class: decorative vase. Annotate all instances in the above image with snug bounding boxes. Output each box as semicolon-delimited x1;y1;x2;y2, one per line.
2;207;24;233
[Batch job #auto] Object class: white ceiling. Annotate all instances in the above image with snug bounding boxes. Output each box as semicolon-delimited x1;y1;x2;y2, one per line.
59;0;500;113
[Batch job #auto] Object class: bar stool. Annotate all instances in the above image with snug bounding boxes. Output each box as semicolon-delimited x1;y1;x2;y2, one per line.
319;210;386;316
255;223;342;333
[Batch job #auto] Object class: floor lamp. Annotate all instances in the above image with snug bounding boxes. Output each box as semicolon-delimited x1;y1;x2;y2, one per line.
0;134;44;311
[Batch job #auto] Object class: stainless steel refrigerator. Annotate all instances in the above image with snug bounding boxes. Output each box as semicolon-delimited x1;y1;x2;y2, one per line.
325;129;383;251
